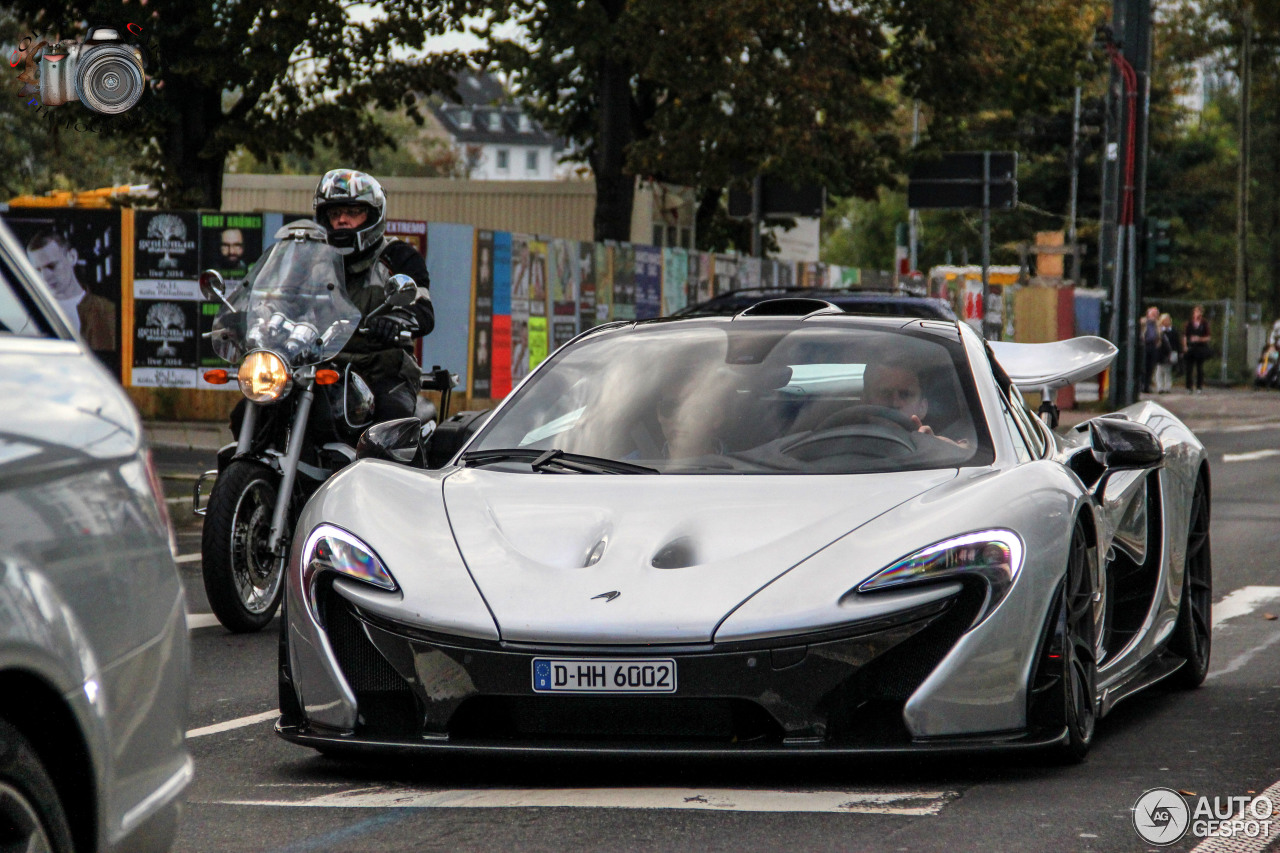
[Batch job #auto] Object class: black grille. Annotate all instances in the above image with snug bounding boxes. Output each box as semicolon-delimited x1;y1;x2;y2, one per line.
320;587;419;733
449;696;783;743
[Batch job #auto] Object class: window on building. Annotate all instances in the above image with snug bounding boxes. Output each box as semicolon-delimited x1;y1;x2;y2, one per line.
526;150;539;173
652;225;664;246
496;149;509;170
456;109;472;129
489;111;503;132
518;113;532;133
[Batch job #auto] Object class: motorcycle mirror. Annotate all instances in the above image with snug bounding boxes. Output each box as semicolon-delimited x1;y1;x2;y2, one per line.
356;417;425;467
385;274;417;307
199;269;235;309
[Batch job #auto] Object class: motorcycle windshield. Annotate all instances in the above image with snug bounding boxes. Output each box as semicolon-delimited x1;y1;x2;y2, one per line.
210;238;362;365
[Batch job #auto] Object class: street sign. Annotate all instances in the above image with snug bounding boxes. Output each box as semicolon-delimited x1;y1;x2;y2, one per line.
910;152;1018;183
906;151;1019;211
907;181;1017;210
728;179;825;218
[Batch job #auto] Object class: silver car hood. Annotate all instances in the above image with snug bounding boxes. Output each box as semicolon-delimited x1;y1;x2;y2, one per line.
443;467;957;643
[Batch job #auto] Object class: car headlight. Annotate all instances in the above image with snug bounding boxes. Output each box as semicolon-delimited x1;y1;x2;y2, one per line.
857;530;1024;628
238;350;291;403
302;525;398;597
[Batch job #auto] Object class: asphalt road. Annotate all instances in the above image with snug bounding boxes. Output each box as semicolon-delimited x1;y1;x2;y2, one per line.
155;423;1280;853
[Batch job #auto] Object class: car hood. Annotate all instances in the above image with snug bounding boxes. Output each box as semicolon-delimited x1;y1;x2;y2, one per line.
442;467;957;643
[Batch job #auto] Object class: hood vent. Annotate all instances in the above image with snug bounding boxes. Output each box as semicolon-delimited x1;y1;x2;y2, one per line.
651;537;698;569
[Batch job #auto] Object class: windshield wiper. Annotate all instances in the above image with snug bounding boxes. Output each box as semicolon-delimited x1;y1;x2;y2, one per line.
459;448;657;475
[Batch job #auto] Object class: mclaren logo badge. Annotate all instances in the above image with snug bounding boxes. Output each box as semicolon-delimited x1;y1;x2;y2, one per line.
591;590;621;602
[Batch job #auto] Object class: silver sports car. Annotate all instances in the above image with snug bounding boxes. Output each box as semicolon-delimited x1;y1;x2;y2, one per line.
277;299;1210;762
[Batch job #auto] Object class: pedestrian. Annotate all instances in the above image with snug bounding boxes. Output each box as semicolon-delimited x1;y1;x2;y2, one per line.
1154;313;1180;393
1184;304;1211;393
1140;304;1160;393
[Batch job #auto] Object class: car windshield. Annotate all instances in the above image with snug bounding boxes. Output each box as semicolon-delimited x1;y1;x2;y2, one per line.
469;319;994;474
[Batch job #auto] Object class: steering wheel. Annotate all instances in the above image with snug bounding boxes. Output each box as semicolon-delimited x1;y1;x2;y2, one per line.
815;404;918;433
779;423;919;461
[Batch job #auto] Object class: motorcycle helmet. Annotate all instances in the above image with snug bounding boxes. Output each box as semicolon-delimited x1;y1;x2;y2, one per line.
313;169;386;255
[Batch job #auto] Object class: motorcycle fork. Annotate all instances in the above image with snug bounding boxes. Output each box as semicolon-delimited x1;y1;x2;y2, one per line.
236;401;259;456
267;380;316;557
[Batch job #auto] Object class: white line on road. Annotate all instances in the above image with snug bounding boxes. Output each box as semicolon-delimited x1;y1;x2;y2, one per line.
1212;586;1280;628
175;553;201;564
185;612;222;630
1222;449;1280;463
186;710;278;739
1206;631;1280;681
214;787;958;815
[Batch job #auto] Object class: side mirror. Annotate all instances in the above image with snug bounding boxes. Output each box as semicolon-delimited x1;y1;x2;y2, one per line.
356;417;425;466
199;269;235;309
1089;417;1163;469
385;274;417;307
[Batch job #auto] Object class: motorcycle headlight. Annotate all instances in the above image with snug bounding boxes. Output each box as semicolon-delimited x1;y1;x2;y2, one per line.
238;350;292;403
857;530;1024;628
302;525;397;596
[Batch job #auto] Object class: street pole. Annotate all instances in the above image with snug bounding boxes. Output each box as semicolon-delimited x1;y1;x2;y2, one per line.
981;151;991;340
1069;85;1082;283
1234;10;1252;380
909;101;921;273
750;174;763;259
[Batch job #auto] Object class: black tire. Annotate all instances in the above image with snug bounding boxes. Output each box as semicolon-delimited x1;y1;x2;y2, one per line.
1170;476;1212;688
202;460;284;633
0;717;76;853
1030;521;1098;763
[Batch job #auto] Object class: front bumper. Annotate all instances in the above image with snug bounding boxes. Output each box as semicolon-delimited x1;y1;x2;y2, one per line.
279;580;1062;756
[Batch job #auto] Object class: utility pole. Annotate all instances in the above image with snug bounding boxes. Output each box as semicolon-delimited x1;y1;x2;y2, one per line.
909;101;921;272
1233;8;1252;379
1069;85;1082;283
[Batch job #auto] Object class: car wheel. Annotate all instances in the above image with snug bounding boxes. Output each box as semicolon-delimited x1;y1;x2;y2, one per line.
1170;476;1212;688
1030;521;1097;763
0;718;76;853
202;460;284;633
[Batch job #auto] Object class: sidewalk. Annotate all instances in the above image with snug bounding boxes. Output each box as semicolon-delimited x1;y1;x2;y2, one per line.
144;386;1280;452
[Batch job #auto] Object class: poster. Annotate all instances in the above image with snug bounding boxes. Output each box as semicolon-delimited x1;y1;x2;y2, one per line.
662;248;688;316
509;234;531;386
595;243;614;323
634;245;662;320
691;253;713;304
1;207;123;378
714;254;738;295
471;230;495;399
739;256;762;290
549;238;579;316
132;299;200;387
199;212;264;282
578;242;597;329
386;219;428;257
528;315;549;369
491;231;513;399
611;242;635;321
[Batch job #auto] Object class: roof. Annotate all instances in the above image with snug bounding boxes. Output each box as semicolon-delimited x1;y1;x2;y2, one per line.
429;71;562;148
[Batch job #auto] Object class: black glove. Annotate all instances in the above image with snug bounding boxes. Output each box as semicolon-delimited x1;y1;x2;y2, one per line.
367;312;417;346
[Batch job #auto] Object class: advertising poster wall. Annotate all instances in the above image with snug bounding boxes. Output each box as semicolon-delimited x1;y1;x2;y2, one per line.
611;243;635;321
133;210;202;388
1;208;124;378
527;239;549;371
550;238;579;351
691;253;713;303
422;223;474;395
714;254;738;295
490;231;513;399
200;212;264;282
594;243;614;324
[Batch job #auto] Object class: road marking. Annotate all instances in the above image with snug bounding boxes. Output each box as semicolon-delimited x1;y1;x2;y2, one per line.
185;612;222;630
215;787;958;815
186;710;278;739
1212;586;1280;628
175;553;201;564
1201;422;1280;434
165;495;191;505
1206;631;1280;681
1222;449;1280;463
1190;779;1280;852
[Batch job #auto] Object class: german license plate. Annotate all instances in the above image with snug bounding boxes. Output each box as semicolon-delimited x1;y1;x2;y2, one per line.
531;658;677;694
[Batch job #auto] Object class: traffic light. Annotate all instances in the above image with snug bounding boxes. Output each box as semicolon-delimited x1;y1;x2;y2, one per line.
1145;218;1173;271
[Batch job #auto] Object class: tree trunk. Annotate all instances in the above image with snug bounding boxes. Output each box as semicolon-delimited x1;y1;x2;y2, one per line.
592;0;634;243
160;77;225;208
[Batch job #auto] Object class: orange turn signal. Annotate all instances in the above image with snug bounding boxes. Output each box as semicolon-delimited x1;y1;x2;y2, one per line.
203;369;229;385
315;369;340;386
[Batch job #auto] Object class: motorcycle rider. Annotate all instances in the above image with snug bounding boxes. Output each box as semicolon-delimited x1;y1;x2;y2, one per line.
313;168;435;421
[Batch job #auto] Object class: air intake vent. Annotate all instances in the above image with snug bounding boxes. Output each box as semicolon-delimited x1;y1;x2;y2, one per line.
735;298;841;318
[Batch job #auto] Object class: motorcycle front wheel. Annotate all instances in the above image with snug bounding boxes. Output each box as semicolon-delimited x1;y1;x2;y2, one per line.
201;460;285;633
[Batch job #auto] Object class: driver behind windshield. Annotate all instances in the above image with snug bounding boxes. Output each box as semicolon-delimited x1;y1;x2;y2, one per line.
862;361;967;447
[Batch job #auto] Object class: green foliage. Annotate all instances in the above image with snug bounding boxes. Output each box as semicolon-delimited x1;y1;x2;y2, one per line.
821;191;906;270
4;0;467;206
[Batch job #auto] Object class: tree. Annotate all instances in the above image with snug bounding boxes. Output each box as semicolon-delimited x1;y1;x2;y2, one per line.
459;0;902;246
6;0;467;207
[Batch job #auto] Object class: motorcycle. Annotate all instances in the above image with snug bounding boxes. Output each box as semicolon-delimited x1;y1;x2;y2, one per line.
193;220;452;632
